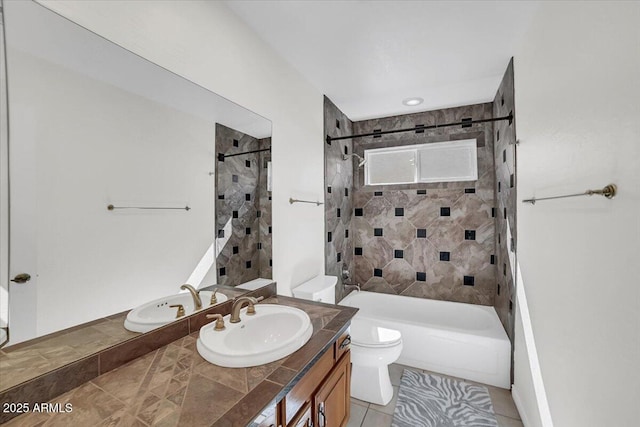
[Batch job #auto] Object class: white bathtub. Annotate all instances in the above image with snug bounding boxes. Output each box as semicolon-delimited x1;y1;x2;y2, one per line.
339;291;511;389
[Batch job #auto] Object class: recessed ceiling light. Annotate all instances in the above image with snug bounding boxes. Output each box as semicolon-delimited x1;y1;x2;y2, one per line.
402;97;424;106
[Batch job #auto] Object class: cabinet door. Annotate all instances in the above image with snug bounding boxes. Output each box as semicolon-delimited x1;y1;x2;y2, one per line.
288;402;313;427
314;352;351;427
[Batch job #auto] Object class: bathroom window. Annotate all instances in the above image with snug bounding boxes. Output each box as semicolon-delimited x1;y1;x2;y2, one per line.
364;139;478;185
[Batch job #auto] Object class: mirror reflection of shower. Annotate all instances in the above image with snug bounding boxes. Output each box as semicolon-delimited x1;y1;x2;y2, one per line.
343;153;366;167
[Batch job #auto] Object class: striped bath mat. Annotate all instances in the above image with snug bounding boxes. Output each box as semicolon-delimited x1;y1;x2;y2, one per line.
392;370;498;427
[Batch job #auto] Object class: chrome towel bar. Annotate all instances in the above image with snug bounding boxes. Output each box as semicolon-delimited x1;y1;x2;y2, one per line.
107;204;191;211
289;198;323;206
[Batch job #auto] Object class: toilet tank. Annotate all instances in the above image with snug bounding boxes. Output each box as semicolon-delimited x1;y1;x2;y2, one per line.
292;275;337;304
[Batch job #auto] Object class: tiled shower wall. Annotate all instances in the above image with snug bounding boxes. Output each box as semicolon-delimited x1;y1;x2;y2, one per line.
493;59;516;340
324;97;354;302
215;124;272;286
350;104;497;305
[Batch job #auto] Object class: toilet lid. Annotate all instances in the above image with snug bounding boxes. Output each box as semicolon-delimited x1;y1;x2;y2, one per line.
350;318;402;348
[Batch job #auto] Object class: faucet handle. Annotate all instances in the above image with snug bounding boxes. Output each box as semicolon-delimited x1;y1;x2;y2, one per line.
206;313;226;331
210;291;218;305
169;304;185;318
246;296;264;315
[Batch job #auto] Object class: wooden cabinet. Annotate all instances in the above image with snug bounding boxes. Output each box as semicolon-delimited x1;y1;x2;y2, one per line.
314;350;350;427
279;334;351;427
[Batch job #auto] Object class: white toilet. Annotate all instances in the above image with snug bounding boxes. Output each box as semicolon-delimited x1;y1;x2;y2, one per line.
292;275;403;406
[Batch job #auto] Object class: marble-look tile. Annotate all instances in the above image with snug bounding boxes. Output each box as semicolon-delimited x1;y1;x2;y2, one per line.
361;408;393;427
346;402;367;427
178;374;245;427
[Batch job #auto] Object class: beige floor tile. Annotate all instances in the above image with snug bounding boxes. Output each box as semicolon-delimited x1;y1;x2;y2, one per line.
388;363;416;386
369;386;399;415
488;386;520;420
361;409;393;427
496;414;525;427
346;402;367;427
351;396;370;408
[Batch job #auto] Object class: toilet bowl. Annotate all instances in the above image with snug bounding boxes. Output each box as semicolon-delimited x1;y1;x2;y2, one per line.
291;275;402;406
348;317;402;406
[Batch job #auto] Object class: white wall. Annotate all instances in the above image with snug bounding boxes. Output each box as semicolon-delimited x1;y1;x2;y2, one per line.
7;47;216;341
37;0;326;297
514;2;640;426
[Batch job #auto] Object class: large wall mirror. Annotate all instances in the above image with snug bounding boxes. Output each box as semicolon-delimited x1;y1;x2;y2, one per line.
0;0;272;389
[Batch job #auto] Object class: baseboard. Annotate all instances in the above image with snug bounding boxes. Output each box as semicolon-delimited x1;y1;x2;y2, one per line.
511;384;530;427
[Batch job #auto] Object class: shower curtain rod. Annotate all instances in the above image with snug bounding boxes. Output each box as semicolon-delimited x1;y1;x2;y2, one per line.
218;147;271;161
326;113;513;143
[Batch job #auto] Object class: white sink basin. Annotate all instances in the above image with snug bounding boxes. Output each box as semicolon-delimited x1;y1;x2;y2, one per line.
196;304;313;368
124;291;228;333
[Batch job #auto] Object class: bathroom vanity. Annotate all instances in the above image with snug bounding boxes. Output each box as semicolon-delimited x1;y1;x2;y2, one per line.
1;292;357;426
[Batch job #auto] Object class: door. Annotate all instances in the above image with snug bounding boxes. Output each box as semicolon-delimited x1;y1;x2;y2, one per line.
314;352;350;427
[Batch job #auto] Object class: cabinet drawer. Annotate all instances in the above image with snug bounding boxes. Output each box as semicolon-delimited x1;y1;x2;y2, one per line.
334;332;351;362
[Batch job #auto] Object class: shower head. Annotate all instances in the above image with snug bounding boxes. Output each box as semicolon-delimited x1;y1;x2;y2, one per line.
342;153;367;168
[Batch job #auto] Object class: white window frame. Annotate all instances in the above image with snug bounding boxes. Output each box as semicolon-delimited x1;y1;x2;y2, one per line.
364;138;478;186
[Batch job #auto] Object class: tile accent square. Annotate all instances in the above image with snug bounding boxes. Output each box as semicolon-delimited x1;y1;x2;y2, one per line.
417;189;427;195
269;226;272;234
491;255;495;264
233;246;239;254
497;283;501;295
245;193;251;201
374;191;383;196
345;188;349;197
504;207;507;219
233;138;239;147
464;188;476;194
510;174;515;188
327;232;332;242
440;207;451;216
464;275;475;286
246;227;251;235
246;261;252;269
395;208;404;216
345;229;349;238
492;207;496;218
233;210;238;219
461;117;472;128
232;174;238;183
355;208;363;216
374;268;383;277
218;229;224;238
503;149;507;163
245;160;251;168
257;210;262;218
218;194;225;200
219;267;226;276
440;252;450;261
374;228;383;237
337;253;342;262
417;229;427;238
465;230;476;240
327;186;332;194
394;250;404;259
416;272;426;281
355;247;363;256
337;208;341;218
257;242;262;250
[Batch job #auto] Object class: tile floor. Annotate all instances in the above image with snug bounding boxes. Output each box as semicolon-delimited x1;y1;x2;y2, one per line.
347;363;523;427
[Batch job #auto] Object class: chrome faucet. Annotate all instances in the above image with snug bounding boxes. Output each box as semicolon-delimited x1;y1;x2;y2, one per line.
180;284;202;310
230;296;264;323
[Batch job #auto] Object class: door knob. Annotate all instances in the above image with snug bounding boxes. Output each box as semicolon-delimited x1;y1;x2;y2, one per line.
10;273;31;284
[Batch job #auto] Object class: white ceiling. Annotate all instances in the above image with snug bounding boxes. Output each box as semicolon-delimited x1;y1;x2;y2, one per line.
225;1;540;121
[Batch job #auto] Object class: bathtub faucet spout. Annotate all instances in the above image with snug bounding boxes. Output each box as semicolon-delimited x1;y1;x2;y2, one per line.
343;283;360;293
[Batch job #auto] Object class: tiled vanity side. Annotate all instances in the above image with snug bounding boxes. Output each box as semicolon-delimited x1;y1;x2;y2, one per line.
0;283;276;424
2;295;357;427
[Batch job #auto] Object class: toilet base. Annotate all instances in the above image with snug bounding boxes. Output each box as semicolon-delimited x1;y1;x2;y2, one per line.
350;364;394;406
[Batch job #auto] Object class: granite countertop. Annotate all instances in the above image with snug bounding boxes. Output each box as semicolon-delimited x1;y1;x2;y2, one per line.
4;296;357;427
